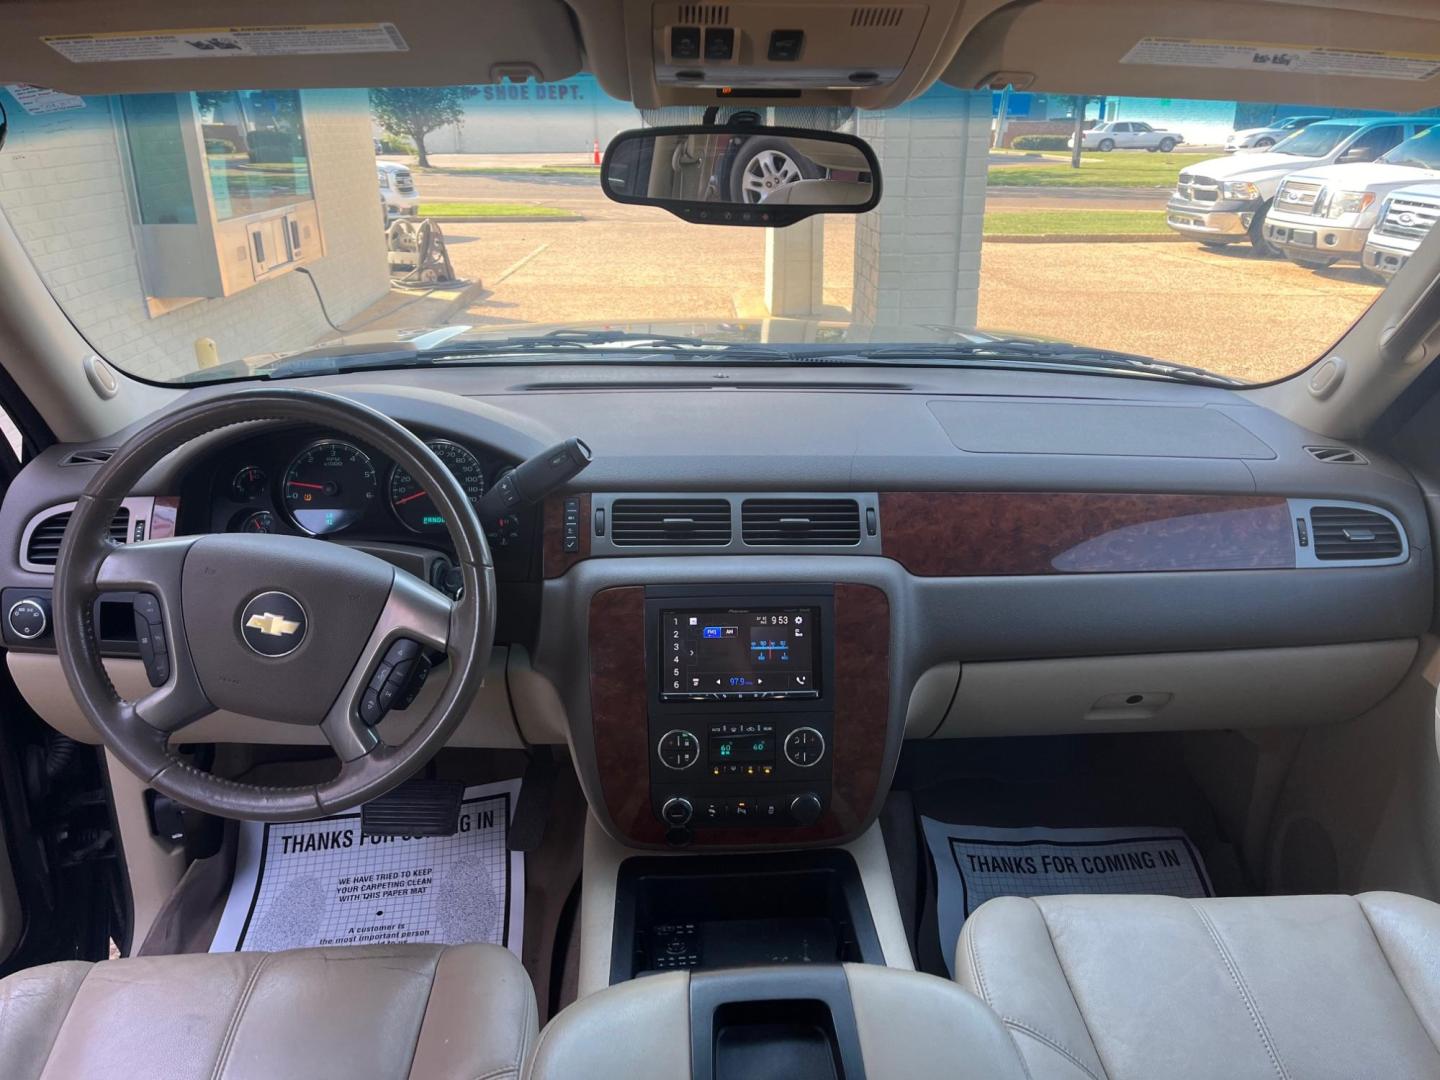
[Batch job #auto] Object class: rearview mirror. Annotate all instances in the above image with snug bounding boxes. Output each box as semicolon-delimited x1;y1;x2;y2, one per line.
600;125;881;227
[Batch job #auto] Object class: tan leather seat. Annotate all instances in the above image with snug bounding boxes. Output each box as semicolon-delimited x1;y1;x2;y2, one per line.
956;891;1440;1080
0;943;536;1080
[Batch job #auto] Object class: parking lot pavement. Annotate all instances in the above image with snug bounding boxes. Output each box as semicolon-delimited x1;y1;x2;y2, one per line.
363;159;1378;384
978;242;1381;382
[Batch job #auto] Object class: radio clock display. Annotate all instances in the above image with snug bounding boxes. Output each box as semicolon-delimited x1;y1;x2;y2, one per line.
660;606;818;701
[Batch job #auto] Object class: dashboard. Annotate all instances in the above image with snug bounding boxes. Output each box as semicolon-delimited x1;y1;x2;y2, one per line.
0;364;1431;849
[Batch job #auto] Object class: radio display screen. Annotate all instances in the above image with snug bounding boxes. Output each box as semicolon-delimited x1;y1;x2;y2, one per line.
660;607;819;701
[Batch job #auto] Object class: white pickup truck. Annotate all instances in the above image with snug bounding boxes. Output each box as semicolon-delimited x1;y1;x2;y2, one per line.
1165;117;1421;256
1265;123;1440;268
1362;182;1440;279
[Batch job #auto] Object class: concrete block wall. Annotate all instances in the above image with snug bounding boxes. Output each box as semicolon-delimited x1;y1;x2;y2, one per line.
0;88;389;382
852;87;991;332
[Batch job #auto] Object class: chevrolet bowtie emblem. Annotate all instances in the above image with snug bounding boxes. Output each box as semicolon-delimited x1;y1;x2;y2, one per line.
245;612;302;637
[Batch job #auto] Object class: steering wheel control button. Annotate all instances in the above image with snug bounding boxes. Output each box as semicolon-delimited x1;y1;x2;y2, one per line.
7;596;50;640
239;591;307;657
784;726;826;767
661;797;694;827
131;592;170;687
363;639;429;725
658;729;700;770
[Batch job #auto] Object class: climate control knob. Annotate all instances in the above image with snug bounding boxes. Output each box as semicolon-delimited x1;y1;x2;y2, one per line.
661;797;694;827
784;726;826;767
789;793;823;826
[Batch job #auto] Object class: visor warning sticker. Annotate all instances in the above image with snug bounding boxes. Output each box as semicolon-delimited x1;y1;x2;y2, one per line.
43;23;409;63
1121;37;1440;81
3;84;86;114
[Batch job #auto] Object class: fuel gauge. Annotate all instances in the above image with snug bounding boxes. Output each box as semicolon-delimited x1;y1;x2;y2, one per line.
230;465;268;501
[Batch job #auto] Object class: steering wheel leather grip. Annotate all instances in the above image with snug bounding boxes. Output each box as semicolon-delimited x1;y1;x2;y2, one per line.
52;388;494;821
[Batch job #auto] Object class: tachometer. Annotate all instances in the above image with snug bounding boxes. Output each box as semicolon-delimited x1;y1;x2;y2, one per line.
282;440;378;535
389;440;487;533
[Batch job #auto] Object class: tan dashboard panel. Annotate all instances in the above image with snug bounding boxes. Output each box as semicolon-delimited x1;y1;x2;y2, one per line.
880;492;1296;576
8;648;523;749
587;582;890;846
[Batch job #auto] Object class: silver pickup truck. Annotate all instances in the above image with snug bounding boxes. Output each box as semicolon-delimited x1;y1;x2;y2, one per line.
1166;118;1416;255
1363;182;1440;279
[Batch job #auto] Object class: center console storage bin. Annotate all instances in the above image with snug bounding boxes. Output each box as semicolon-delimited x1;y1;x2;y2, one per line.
610;849;884;982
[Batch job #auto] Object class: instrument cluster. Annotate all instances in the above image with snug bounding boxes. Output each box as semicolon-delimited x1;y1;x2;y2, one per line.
196;431;526;550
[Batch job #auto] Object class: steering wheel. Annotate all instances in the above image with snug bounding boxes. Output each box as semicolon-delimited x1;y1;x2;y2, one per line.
52;388;494;821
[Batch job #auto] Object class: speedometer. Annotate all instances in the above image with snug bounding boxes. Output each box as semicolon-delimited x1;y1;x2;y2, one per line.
389;440;487;533
282;440;378;535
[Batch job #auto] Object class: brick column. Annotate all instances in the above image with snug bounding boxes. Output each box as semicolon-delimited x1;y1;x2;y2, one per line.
852;87;991;331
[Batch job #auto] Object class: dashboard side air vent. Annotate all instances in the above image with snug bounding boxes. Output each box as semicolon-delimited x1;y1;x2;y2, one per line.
1308;505;1403;561
611;498;732;546
25;508;130;566
1305;445;1366;465
742;498;860;546
59;447;117;467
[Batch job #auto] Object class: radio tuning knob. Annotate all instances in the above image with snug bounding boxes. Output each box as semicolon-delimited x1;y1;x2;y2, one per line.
789;793;823;825
661;797;693;827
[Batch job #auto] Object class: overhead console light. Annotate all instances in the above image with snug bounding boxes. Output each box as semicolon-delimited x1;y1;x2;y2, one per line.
652;2;923;90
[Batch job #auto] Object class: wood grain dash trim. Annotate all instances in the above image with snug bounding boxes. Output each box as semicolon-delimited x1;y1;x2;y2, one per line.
880;492;1295;576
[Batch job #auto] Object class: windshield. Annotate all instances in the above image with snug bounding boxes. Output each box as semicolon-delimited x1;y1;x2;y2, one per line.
1269;123;1357;157
1379;126;1440;170
0;83;1420;386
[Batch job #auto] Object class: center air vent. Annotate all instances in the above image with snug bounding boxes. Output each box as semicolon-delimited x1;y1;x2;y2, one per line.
742;498;860;546
1308;505;1403;561
25;508;130;566
611;498;731;547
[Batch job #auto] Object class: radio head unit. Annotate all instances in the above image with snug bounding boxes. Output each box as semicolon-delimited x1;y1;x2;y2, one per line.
660;606;819;702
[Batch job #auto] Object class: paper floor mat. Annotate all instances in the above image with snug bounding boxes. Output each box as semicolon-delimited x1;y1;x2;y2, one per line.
922;820;1213;976
210;779;523;957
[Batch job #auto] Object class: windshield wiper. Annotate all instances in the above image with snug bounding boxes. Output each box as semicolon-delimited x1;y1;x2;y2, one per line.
445;329;713;352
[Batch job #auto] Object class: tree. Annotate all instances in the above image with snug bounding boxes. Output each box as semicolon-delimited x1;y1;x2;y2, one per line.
1070;95;1088;169
369;87;478;168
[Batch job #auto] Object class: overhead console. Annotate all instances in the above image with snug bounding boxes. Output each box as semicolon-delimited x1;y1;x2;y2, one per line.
569;0;979;109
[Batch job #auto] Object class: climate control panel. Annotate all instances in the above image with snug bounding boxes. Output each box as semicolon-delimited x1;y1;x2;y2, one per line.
649;714;833;829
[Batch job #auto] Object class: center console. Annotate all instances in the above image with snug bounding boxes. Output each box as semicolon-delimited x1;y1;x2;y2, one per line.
645;587;835;833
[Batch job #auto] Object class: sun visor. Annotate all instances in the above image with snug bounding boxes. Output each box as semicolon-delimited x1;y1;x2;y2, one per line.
942;0;1440;112
0;0;583;94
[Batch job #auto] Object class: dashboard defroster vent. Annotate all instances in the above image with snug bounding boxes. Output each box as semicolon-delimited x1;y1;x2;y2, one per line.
59;447;117;467
1308;505;1403;561
611;498;731;547
25;508;130;566
1305;445;1367;465
742;498;860;546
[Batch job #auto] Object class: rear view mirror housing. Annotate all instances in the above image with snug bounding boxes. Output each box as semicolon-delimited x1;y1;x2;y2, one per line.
600;124;882;227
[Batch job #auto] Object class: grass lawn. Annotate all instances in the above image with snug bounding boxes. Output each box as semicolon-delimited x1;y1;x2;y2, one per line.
419;165;601;176
987;152;1210;189
417;202;572;219
983;209;1170;236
